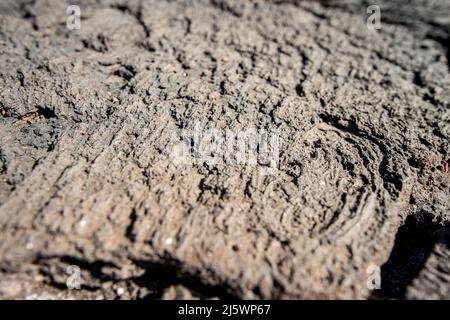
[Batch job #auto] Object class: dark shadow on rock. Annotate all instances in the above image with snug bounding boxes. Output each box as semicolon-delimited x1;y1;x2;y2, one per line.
132;259;239;300
373;212;449;299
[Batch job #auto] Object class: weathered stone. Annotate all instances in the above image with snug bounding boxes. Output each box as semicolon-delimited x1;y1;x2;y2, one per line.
0;0;448;299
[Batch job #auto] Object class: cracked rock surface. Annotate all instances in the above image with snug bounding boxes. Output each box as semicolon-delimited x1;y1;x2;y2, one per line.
0;0;449;299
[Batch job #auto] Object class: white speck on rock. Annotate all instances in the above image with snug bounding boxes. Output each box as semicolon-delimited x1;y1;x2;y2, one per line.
116;287;125;296
79;219;87;228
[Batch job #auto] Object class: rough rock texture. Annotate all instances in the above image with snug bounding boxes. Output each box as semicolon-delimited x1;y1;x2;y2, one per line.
0;0;449;299
407;241;450;300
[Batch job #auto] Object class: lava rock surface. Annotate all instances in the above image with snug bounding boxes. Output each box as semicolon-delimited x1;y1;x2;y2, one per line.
0;0;449;299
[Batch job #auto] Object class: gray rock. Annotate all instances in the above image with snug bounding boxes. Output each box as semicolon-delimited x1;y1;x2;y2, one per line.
0;0;448;299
